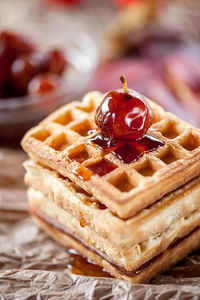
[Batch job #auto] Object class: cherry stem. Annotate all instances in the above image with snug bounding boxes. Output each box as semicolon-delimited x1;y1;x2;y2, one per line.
120;75;127;94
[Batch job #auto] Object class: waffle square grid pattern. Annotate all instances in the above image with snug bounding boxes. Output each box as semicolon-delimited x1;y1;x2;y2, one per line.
22;91;200;219
24;159;200;274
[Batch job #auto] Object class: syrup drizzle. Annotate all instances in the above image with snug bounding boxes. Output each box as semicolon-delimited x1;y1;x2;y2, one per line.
67;249;112;278
95;200;107;210
87;159;117;177
89;133;164;164
72;165;92;181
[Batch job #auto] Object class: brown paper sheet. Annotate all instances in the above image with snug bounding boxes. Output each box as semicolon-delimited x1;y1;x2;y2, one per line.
1;148;200;299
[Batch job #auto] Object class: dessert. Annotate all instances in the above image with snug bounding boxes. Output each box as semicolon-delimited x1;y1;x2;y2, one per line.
0;30;67;99
22;78;200;283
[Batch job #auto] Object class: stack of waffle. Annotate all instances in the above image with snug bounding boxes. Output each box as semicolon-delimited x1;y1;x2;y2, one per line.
22;91;200;283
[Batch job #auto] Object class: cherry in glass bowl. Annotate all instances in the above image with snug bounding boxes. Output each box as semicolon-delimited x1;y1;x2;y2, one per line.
0;24;98;147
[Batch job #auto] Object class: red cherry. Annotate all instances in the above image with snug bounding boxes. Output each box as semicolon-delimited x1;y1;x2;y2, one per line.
11;55;39;94
95;75;153;140
0;34;16;85
1;31;34;55
0;30;68;99
44;49;67;75
0;31;34;97
0;31;34;68
28;74;61;95
23;51;53;74
0;68;6;92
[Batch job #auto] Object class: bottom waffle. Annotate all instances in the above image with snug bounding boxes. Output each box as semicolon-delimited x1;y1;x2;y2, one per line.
25;160;200;283
32;208;200;284
27;183;200;273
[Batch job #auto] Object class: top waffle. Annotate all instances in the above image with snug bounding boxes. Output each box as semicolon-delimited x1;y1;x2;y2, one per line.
21;91;200;219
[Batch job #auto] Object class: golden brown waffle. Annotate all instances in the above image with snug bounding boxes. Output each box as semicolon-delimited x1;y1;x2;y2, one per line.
25;160;200;271
21;91;200;219
30;191;200;284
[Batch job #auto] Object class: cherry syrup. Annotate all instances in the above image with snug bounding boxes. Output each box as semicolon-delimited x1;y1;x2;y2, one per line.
89;133;164;164
67;249;112;278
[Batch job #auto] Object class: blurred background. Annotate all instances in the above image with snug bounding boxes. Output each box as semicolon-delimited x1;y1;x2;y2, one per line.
0;0;200;148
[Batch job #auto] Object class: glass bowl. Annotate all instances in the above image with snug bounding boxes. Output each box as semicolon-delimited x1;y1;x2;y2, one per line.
0;23;98;147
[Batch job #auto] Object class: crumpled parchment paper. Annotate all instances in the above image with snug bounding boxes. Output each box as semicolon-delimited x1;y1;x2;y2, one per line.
1;148;200;300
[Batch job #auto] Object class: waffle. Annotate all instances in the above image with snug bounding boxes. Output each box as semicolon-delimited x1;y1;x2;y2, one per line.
21;91;200;219
28;182;200;283
22;90;200;283
25;160;200;272
33;210;200;283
